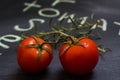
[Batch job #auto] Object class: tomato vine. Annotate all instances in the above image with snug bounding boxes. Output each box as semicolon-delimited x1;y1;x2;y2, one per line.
18;15;111;74
28;16;111;54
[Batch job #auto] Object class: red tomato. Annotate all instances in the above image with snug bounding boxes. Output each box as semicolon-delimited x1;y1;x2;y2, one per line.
17;36;53;73
59;37;99;75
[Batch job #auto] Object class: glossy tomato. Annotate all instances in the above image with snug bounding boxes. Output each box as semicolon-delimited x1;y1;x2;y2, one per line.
17;36;53;72
59;37;99;75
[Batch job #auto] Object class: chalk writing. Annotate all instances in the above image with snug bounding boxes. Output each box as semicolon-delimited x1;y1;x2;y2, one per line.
98;18;107;31
0;0;77;54
0;53;2;56
58;12;75;23
14;18;45;31
38;8;60;17
0;0;120;55
52;0;76;7
0;34;21;49
23;0;41;12
79;17;88;25
114;21;120;36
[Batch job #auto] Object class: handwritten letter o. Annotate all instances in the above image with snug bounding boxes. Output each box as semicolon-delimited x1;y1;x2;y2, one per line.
38;8;60;18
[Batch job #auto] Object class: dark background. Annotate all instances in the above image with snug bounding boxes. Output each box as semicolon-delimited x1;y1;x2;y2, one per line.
0;0;120;80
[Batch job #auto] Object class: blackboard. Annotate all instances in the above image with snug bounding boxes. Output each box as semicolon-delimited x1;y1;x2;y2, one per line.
0;0;120;80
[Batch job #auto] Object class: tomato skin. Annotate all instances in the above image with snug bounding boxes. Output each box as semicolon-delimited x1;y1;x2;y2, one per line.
59;37;99;75
17;36;53;73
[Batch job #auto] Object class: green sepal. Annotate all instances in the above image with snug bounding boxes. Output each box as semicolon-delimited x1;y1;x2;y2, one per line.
60;45;71;56
42;46;52;56
37;48;42;60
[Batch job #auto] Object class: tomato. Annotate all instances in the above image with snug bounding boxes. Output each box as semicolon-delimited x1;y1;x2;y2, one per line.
59;37;99;75
17;36;53;73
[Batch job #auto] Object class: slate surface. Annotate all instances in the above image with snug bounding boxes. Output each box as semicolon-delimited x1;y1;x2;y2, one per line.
0;0;120;80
